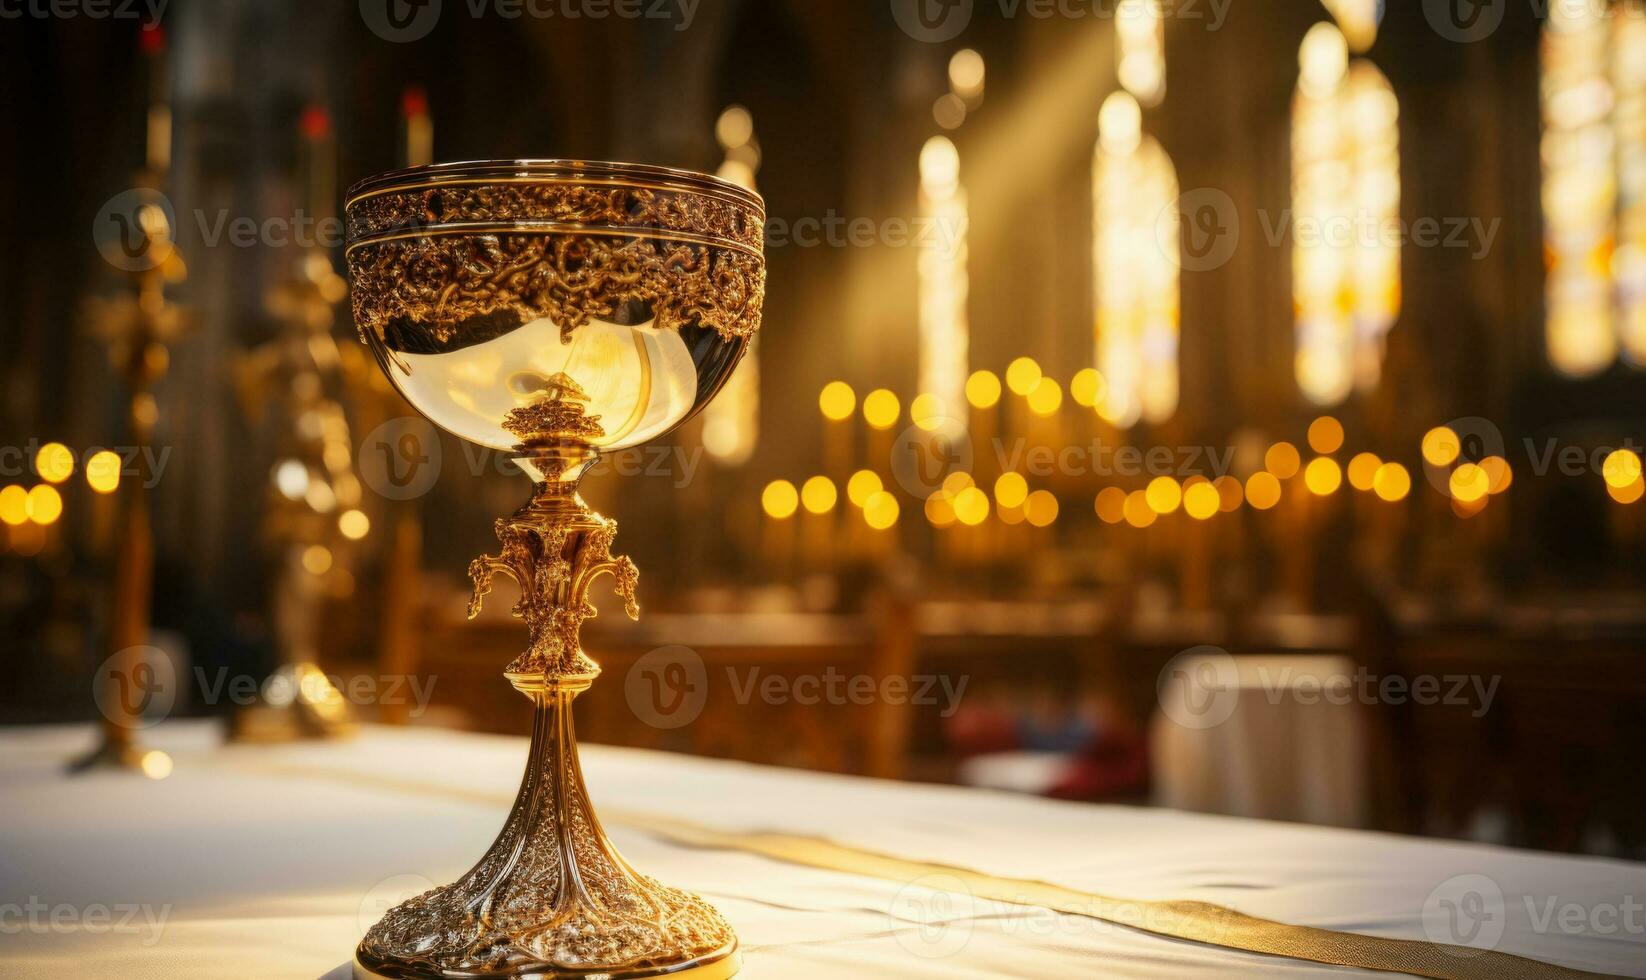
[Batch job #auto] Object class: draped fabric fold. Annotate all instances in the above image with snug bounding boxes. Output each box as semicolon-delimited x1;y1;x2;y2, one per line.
614;811;1621;980
237;760;1622;980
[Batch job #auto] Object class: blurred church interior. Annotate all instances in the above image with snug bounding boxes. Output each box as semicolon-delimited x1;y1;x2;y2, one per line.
2;0;1643;859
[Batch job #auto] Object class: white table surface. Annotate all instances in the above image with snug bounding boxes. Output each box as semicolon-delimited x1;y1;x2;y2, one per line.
2;721;1642;979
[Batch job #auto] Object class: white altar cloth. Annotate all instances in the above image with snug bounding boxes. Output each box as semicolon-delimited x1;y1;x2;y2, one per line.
1;722;1642;979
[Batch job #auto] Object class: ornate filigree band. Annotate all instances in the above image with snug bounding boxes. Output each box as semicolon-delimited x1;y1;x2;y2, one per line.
344;161;766;347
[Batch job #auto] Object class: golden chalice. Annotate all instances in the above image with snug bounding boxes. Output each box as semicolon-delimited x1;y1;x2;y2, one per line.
344;160;763;979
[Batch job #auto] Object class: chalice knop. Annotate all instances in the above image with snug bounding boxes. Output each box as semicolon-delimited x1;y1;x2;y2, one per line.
344;161;763;979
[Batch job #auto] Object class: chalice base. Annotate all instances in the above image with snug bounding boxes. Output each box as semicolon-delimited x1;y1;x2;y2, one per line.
354;951;742;980
355;677;739;980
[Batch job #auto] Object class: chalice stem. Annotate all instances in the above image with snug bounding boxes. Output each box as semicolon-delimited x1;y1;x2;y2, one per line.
357;468;738;979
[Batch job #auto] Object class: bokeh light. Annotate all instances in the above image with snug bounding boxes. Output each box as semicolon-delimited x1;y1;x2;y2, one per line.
801;476;838;514
925;491;957;527
0;486;27;526
302;544;333;576
966;370;1002;409
1246;472;1282;510
1183;481;1220;520
954;486;990;526
1304;457;1343;495
910;393;946;432
26;485;62;525
1603;449;1642;489
1265;442;1302;479
863;389;901;430
1070;368;1105;408
1307;416;1344;454
993;472;1028;509
1026;377;1063;416
139;750;174;780
1422;426;1460;467
1095;487;1127;524
819;381;856;421
864;491;901;529
1372;462;1411;502
1024;490;1059;527
275;459;308;501
1146;476;1182;514
949;48;985;100
1123;489;1158;527
847;470;882;507
1481;455;1513;494
86;450;121;494
35;443;74;484
762;480;799;519
1005;357;1042;396
339;509;371;540
1608;475;1645;504
1214;475;1244;511
1450;463;1491;503
1347;452;1381;491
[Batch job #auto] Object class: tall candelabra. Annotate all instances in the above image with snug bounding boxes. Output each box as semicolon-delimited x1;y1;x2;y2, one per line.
230;106;360;741
74;25;187;771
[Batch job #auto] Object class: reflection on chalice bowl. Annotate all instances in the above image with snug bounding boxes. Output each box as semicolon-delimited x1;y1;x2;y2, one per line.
345;160;763;980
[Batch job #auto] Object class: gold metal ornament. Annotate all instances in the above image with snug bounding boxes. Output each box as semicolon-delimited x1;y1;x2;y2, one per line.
73;30;187;774
345;161;763;980
229;111;358;743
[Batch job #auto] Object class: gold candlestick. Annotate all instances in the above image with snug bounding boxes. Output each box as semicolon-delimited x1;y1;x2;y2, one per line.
73;26;187;773
346;160;762;979
229;105;359;741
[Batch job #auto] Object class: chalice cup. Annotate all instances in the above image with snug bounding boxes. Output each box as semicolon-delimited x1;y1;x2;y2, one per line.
345;161;763;980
